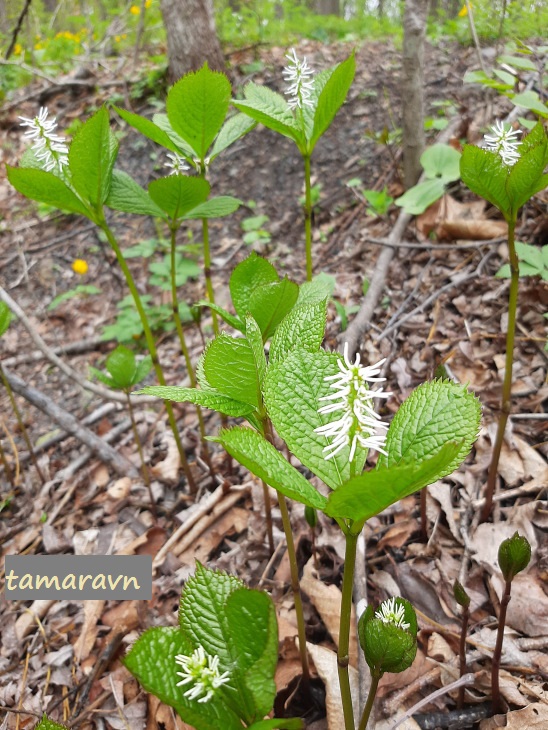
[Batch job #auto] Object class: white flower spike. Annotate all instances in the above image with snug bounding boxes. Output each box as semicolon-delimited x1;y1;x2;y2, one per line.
483;120;522;167
175;647;230;704
314;342;390;462
19;106;69;173
283;48;315;110
164;152;190;176
375;597;410;631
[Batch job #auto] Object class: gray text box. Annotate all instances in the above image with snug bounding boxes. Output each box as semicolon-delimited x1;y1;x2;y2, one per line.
5;555;152;600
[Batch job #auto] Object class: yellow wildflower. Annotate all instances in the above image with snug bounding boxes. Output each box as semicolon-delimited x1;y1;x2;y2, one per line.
130;5;140;14
13;43;22;55
115;35;121;42
34;42;43;50
458;4;468;16
145;0;152;7
72;259;89;275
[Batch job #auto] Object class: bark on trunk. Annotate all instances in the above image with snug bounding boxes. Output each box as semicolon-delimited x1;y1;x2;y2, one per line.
402;0;429;189
160;0;225;81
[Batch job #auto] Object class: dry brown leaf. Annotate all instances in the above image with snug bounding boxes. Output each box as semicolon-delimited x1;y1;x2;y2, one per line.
476;668;530;708
177;507;248;565
301;558;358;667
377;519;419;550
490;572;548;637
480;703;548;729
416;195;507;241
102;600;141;633
75;600;104;662
150;430;180;482
469;521;537;575
306;642;359;729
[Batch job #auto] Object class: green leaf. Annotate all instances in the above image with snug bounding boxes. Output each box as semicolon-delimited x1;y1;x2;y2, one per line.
136;385;255;417
325;441;462;525
105;345;138;388
0;302;12;337
210;113;257;161
264;349;366;490
6;165;91;218
310;52;355;150
420;144;461;183
69;107;118;207
35;716;70;730
148;176;210;219
460;145;511;215
184;196;241;219
106;169;166;218
225;588;278;719
233;83;302;144
379;379;481;475
203;334;260;407
507;129;548;212
249;278;299;341
124;626;242;730
515;241;544;272
270;299;327;363
215;427;328;509
152;113;198;158
167;64;231;159
394;179;445;215
195;300;244;331
230;252;279;319
498;54;537;71
296;273;336;305
463;69;512;91
511;90;548;117
113;106;181;153
48;285;102;311
245;314;267;391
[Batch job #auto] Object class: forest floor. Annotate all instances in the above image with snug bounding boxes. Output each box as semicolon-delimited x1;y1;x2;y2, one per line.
0;36;547;730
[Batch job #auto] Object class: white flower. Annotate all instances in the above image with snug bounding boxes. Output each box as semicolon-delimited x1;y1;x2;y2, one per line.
175;647;230;704
375;597;410;631
19;106;69;173
483;120;521;167
165;152;190;176
314;342;390;462
283;48;315;110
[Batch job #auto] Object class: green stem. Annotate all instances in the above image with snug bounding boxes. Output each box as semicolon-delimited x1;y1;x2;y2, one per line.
481;218;517;522
491;579;512;714
264;420;309;686
303;154;313;282
98;216;196;493
202;218;219;336
0;430;15;487
278;492;310;687
125;390;157;519
169;225;213;476
0;365;45;484
339;530;359;730
261;479;275;554
358;672;380;730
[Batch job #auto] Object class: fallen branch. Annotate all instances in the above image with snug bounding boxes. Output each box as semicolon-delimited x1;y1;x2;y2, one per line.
1;366;137;478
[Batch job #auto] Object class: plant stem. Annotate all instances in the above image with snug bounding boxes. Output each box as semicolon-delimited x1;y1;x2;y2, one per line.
261;479;275;554
481;218;517;522
457;604;470;709
169;225;213;476
202;218;219;336
303;153;313;282
98;217;196;493
0;432;15;487
420;488;428;542
0;365;45;484
339;530;359;730
358;672;380;730
125;390;157;519
277;491;310;689
265;420;309;686
491;579;512;714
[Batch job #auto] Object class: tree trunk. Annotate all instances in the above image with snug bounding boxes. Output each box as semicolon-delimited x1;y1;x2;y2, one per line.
402;0;429;189
160;0;225;81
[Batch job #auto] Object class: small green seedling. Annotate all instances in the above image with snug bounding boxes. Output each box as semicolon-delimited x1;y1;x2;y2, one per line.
48;284;101;311
395;143;461;215
124;564;302;730
495;241;548;280
358;597;418;729
491;532;532;714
